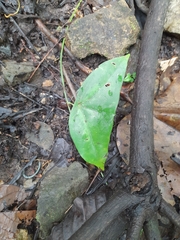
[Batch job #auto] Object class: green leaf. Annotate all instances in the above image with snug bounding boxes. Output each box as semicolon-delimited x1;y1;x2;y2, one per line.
124;72;136;83
69;54;130;170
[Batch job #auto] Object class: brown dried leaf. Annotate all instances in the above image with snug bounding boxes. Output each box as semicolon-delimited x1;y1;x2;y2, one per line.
0;185;28;211
16;210;36;225
154;75;180;115
0;210;36;240
159;57;178;72
0;212;20;240
154;117;180;204
116;115;131;165
154;112;180;131
157;166;175;206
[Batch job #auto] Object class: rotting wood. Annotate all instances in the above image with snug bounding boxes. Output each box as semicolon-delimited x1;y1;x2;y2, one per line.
69;0;180;239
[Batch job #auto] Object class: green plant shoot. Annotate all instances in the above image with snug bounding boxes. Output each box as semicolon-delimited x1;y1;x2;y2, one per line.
124;72;136;82
69;55;130;170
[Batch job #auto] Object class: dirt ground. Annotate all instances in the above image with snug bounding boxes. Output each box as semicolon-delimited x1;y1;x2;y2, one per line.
1;0;180;239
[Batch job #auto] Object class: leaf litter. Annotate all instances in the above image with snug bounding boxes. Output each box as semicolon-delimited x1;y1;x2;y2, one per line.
0;184;35;239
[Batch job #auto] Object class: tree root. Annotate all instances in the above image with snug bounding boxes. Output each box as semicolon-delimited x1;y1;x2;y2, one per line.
69;190;144;240
160;200;180;227
69;188;180;239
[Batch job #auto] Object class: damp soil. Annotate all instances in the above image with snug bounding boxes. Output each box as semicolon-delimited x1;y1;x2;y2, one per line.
0;0;180;239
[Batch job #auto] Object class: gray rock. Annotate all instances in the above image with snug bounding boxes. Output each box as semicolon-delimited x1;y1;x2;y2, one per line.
50;138;72;167
25;121;54;151
164;0;180;36
36;162;89;238
66;1;140;59
1;60;35;86
0;45;11;57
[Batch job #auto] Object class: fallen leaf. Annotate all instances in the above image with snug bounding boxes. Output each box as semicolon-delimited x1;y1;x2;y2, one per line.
154;74;180;131
154;75;180;114
0;210;36;240
0;212;20;240
0;185;28;211
69;55;129;170
159;57;178;72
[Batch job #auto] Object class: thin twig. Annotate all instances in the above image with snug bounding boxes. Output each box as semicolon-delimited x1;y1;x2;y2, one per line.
60;38;71;112
62;66;76;99
10;87;49;110
27;41;59;83
35;19;92;75
12;108;43;120
84;169;101;194
0;2;39;56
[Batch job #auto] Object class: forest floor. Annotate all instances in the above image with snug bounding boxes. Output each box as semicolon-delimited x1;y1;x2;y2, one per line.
0;0;180;239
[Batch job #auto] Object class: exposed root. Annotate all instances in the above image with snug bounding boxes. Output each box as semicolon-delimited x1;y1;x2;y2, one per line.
160;199;180;228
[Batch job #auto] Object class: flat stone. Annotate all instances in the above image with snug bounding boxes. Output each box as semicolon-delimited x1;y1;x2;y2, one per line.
25;121;54;151
36;162;89;238
66;1;140;59
1;60;35;86
164;0;180;36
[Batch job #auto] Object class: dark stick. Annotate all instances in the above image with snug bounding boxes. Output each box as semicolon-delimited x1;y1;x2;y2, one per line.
129;0;170;181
